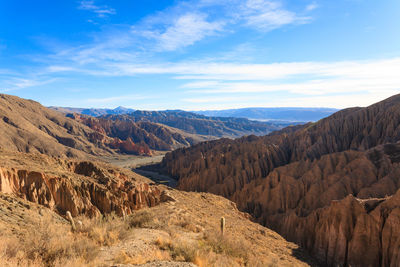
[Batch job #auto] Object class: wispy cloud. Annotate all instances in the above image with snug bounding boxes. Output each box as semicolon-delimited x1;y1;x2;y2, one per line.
139;13;225;51
78;0;116;17
305;2;318;12
241;0;311;31
45;55;400;98
183;92;398;110
0;76;57;92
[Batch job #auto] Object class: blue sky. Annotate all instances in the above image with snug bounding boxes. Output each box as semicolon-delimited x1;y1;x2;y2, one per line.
0;0;399;110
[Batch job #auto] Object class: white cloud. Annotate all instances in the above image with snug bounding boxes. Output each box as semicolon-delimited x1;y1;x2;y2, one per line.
78;0;116;17
0;77;57;92
305;2;318;12
181;80;220;88
240;0;311;31
144;13;225;51
125;0;310;52
47;57;400;98
182;91;399;110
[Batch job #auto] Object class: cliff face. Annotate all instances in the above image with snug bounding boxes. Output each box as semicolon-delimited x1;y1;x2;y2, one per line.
0;151;166;218
232;146;400;266
159;94;400;266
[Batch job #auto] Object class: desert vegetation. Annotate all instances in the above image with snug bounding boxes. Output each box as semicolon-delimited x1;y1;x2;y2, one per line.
0;210;249;267
0;190;313;267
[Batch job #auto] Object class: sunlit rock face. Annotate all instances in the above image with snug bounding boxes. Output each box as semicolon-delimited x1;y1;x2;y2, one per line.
160;94;400;266
0;155;165;218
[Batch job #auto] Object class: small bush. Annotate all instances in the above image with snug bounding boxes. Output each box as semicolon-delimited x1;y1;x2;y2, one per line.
0;215;100;267
128;210;154;228
203;231;249;262
154;236;196;262
77;213;129;246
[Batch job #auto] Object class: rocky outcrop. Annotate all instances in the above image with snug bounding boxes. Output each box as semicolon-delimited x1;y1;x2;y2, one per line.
109;137;152;156
159;94;400;266
230;146;400;266
0;155;165;218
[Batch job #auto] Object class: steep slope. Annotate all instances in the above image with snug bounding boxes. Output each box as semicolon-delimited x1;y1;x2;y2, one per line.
159;94;400;266
232;145;400;266
161;94;400;198
0;94;115;158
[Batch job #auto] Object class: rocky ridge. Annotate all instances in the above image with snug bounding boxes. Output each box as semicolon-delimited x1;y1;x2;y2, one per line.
0;150;165;217
159;94;400;266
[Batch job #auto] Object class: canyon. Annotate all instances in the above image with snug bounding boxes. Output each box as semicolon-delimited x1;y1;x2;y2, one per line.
2;92;400;266
0;93;316;266
158;94;400;267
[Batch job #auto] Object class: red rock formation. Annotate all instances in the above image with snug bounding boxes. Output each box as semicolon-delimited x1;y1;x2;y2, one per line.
68;113;197;152
228;146;400;266
159;94;400;266
69;114;153;155
0;158;165;218
109;137;152;156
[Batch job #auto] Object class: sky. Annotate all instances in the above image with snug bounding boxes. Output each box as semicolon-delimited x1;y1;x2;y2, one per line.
0;0;399;110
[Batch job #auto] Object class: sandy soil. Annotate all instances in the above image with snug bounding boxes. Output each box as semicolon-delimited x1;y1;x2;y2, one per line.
99;152;167;169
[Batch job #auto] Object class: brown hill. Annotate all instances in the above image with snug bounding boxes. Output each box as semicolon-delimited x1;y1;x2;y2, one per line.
158;94;400;266
0;94;116;158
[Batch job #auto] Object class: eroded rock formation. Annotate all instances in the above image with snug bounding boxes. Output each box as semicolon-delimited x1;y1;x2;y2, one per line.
0;152;166;218
159;94;400;266
69;113;196;152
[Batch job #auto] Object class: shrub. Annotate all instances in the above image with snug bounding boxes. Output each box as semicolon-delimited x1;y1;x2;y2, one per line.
128;210;154;228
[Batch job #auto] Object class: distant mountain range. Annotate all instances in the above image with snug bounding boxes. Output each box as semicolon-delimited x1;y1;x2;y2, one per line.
50;106;338;123
45;105;295;154
50;106;135;117
194;107;339;122
107;110;285;137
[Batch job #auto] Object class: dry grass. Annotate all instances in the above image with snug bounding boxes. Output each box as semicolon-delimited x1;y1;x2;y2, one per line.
127;209;154;228
0;189;315;267
153;228;251;266
76;213;129;246
202;231;249;261
0;212;130;267
0;220;98;267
